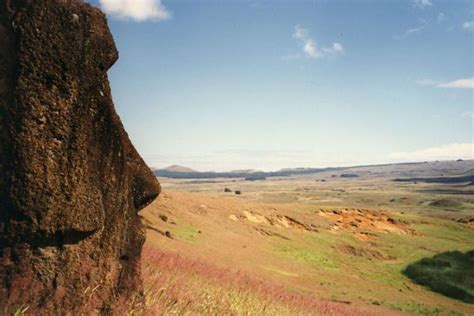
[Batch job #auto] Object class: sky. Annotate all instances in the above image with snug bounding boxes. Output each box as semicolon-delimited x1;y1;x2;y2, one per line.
88;0;473;171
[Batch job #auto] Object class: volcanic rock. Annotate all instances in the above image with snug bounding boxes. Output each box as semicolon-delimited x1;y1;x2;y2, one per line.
0;0;160;313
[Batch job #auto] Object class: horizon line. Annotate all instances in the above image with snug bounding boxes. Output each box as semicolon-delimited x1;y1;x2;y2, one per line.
150;158;473;174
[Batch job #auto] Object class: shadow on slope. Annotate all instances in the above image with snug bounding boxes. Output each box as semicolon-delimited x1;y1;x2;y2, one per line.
403;250;474;303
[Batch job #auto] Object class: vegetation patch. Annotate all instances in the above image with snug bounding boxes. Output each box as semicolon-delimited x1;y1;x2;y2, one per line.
403;250;474;303
273;243;339;271
173;224;201;243
386;302;456;316
428;199;464;210
336;244;396;261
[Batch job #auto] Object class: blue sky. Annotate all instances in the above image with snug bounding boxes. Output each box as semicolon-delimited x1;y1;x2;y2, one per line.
88;0;473;171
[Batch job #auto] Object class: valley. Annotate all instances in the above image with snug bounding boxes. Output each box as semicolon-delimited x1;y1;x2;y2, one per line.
141;160;474;315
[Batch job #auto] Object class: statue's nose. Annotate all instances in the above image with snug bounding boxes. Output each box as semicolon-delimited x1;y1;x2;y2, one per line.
132;171;161;211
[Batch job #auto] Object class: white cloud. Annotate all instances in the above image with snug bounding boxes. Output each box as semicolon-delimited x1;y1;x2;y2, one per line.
413;0;432;9
293;25;308;40
292;25;344;59
98;0;171;22
436;12;446;23
303;39;322;58
388;143;474;161
415;78;474;89
463;21;474;32
322;42;344;54
437;78;474;89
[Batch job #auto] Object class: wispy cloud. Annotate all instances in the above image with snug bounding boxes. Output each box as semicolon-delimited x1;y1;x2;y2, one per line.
461;111;474;119
413;0;432;9
462;21;474;32
415;78;474;89
415;79;437;86
437;78;474;89
394;22;426;40
248;0;264;9
98;0;171;22
292;25;344;59
388;143;473;161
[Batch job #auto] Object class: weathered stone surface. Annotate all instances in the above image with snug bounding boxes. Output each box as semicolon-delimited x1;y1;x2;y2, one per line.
0;0;160;313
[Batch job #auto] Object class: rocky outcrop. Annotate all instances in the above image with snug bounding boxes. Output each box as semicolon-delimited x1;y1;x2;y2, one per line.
0;0;160;313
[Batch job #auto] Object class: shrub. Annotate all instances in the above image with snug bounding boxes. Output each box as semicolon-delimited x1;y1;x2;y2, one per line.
403;250;474;303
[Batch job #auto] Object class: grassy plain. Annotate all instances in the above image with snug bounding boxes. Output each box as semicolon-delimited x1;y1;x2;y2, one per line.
141;160;474;315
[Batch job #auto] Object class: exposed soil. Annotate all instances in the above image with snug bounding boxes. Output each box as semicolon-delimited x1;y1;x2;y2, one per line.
317;208;414;240
235;210;319;232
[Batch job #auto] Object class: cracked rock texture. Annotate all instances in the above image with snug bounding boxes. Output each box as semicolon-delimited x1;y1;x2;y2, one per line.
0;0;161;313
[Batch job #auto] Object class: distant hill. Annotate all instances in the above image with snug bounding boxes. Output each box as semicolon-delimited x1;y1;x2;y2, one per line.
463;169;474;176
230;169;258;174
162;165;198;173
278;167;313;172
393;175;474;184
154;166;342;179
340;173;359;178
154;160;474;180
393;166;474;184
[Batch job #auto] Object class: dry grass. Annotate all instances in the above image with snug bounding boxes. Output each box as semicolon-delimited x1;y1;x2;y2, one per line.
137;161;474;315
140;243;377;315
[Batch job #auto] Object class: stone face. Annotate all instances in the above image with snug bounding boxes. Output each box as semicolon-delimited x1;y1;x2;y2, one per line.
0;0;160;313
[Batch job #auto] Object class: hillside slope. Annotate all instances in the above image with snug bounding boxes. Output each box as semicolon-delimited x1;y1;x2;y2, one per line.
141;190;474;315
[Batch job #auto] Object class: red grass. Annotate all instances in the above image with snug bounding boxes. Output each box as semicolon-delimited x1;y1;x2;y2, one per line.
141;243;381;315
